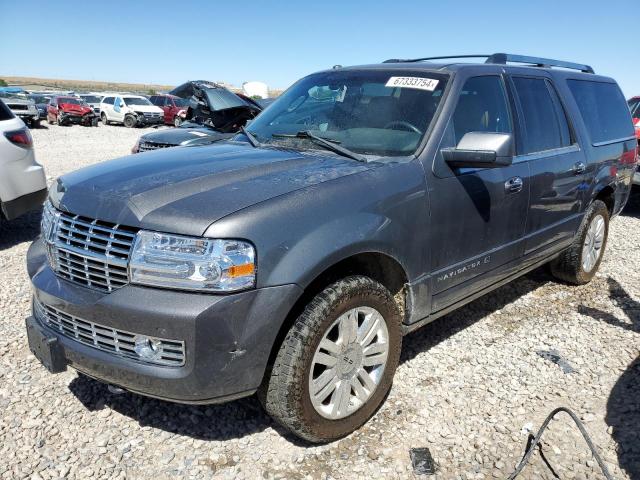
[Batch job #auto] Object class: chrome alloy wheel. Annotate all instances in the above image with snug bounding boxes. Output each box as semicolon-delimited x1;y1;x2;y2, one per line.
582;214;605;273
309;307;389;420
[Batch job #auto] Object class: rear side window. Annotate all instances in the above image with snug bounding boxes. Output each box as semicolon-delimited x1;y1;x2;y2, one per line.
0;99;15;121
567;80;634;144
102;97;114;105
512;77;571;154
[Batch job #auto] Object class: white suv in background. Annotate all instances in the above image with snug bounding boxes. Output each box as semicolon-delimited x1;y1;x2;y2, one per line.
99;95;164;128
0;99;47;221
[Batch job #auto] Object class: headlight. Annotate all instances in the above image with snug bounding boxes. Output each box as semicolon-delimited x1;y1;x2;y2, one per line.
129;231;256;292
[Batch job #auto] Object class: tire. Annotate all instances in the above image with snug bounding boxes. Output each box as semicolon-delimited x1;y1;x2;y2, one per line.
101;113;109;125
30;119;40;129
57;114;66;126
550;199;609;285
173;116;182;127
260;276;402;443
123;115;136;128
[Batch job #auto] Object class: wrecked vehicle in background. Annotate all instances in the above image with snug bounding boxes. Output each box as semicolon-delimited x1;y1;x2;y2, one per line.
47;96;99;127
100;95;164;127
28;94;51;120
0;94;40;128
78;94;103;117
132;81;262;153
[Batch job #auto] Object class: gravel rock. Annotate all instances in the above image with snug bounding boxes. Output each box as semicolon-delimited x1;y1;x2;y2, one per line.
0;124;638;479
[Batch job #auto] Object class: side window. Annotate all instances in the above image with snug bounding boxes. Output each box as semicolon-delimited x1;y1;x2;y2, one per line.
451;76;512;145
164;97;172;107
567;80;634;145
149;96;158;105
103;97;114;105
512;77;570;154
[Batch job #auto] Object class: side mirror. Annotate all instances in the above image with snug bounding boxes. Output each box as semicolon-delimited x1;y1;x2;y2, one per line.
442;132;514;169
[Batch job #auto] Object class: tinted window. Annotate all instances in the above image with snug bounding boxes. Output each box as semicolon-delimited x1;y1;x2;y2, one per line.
451;76;511;145
0;99;15;121
512;77;570;154
102;97;114;105
567;80;634;144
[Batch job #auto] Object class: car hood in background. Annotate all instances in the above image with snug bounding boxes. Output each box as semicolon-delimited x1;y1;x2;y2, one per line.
139;124;233;147
51;142;371;236
60;103;93;114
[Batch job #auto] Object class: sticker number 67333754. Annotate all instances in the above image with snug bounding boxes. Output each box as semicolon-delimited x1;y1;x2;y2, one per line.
385;77;439;91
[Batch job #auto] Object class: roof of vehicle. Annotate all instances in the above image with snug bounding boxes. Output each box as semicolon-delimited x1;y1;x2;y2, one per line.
327;54;616;84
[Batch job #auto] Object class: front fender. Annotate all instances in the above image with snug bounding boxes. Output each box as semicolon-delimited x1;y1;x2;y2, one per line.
204;161;429;289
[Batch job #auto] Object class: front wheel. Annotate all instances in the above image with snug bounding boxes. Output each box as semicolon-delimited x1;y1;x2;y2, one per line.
101;113;109;125
123;115;136;128
173;115;182;127
550;199;609;284
260;276;402;443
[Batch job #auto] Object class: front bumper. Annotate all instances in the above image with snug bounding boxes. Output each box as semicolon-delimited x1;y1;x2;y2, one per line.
136;115;164;126
26;238;302;404
59;113;96;125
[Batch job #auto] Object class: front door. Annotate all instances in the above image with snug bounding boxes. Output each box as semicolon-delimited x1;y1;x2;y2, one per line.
508;76;586;254
428;75;530;312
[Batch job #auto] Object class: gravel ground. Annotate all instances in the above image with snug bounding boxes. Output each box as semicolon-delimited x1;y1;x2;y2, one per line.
1;123;639;480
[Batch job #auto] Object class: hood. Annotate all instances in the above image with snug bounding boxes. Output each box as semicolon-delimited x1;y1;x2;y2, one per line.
130;104;163;113
4;97;35;107
140;124;233;147
60;102;92;114
51;142;371;236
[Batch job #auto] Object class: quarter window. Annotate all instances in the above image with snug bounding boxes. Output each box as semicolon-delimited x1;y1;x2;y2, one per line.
567;80;634;144
512;77;571;154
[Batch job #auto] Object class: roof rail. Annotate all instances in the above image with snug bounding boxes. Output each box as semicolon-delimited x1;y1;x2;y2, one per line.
382;53;594;74
485;53;594;73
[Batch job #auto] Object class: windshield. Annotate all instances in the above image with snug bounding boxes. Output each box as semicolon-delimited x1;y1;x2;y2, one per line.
81;95;102;103
59;97;82;105
174;97;189;107
29;95;50;104
247;70;448;156
124;97;152;106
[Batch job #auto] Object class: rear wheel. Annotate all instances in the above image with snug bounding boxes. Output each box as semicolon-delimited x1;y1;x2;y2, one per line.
260;276;402;443
123;115;136;128
550;200;609;284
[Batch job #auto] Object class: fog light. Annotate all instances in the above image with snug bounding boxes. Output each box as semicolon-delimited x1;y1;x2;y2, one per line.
134;335;162;361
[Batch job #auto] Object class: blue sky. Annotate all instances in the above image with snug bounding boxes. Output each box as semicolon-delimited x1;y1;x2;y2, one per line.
0;0;636;96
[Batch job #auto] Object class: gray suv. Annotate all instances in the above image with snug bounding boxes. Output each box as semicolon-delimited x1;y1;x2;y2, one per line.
26;54;637;442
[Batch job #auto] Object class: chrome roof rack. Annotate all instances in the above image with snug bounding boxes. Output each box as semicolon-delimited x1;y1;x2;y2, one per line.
382;53;594;74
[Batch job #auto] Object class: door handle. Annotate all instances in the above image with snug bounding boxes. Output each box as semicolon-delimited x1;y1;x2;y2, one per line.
505;176;523;193
571;161;586;174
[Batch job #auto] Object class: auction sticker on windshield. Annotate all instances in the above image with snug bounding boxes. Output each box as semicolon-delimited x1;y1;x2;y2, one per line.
385;77;439;91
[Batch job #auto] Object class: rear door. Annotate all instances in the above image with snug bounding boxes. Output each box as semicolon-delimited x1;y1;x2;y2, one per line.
509;76;586;255
428;74;530;312
113;96;124;122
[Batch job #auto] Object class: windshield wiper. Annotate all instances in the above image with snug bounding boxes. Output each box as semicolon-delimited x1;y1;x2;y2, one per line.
271;131;367;163
240;126;261;148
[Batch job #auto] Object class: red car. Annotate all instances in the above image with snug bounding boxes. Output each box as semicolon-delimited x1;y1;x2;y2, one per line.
628;96;640;139
149;94;189;127
47;96;98;126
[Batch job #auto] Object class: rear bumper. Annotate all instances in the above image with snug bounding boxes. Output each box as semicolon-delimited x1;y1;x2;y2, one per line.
1;187;47;220
26;238;302;404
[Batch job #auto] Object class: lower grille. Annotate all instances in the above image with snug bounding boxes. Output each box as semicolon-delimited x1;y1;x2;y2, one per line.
34;298;186;367
138;141;176;152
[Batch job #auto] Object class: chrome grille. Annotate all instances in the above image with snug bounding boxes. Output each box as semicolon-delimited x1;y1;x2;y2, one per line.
34;298;185;367
42;201;138;292
138;140;175;152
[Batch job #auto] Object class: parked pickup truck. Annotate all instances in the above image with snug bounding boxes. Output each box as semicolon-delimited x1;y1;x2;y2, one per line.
25;54;637;442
